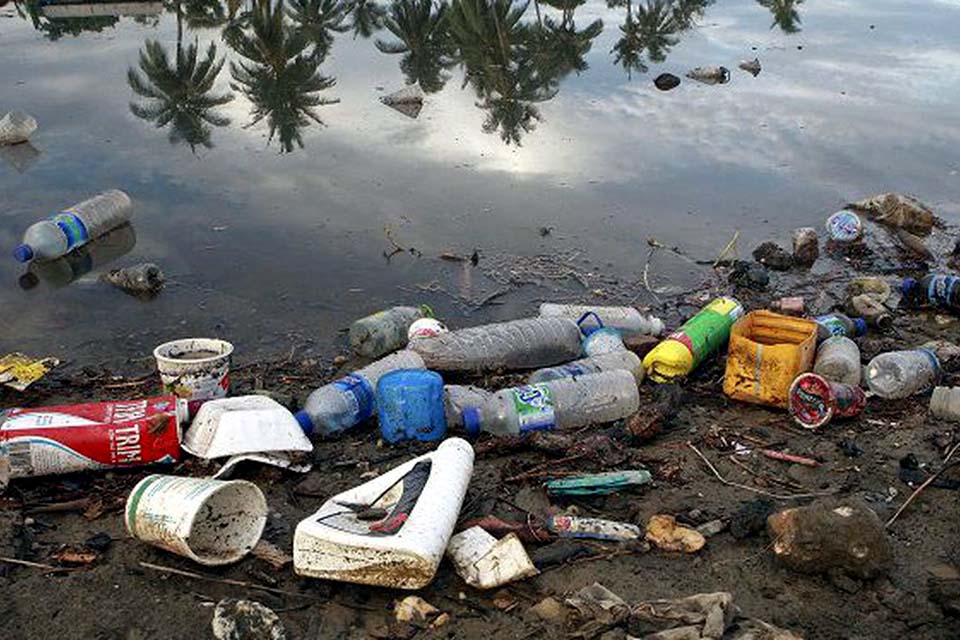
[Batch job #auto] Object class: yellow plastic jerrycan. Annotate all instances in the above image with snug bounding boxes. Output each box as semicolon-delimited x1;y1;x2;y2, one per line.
723;310;818;408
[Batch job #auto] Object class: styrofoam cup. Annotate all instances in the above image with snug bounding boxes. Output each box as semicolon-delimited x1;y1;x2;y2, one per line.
154;338;233;413
124;474;267;565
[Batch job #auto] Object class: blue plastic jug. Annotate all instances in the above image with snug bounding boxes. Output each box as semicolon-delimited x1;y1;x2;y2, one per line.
376;370;447;443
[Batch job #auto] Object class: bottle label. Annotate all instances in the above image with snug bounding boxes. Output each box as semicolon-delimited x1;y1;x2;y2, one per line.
928;276;960;306
670;297;743;363
51;211;90;251
332;374;375;423
512;384;556;433
815;314;846;337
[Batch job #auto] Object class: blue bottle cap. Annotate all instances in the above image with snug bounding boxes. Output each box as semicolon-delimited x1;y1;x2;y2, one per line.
462;407;481;438
294;410;315;436
900;277;917;296
853;317;867;336
13;244;33;263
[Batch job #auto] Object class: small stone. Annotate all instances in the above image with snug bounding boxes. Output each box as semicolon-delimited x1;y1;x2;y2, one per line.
696;519;727;538
654;73;681;91
212;599;287;640
527;597;567;624
728;260;769;289
753;241;793;271
791;228;819;267
84;532;112;553
332;355;348;366
730;499;775;539
394;596;439;624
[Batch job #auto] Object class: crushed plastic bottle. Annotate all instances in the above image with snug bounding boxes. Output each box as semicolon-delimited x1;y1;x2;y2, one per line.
349;306;429;359
814;313;867;342
813;336;861;385
538;304;664;338
901;275;960;312
444;385;493;430
460;370;639;437
13;190;133;263
528;350;643;384
408;317;581;372
0;111;38;145
295;350;425;436
865;348;940;399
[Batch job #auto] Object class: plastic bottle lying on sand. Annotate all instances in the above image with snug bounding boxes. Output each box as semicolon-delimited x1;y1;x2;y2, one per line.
408;317;581;372
528;350;644;384
444;385;493;430
865;349;940;399
814;313;867;342
642;297;743;383
901;275;960;312
538;304;664;338
813;336;862;385
13;190;133;263
581;328;627;356
930;387;960;422
295;350;425;436
0;111;38;145
349;306;429;359
461;370;639;437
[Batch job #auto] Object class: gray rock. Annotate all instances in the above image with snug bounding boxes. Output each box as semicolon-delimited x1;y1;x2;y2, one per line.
212;599;287;640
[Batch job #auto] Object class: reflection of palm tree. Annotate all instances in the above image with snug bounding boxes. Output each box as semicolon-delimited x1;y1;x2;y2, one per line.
757;0;802;33
611;0;710;78
182;0;228;29
375;0;455;93
228;0;339;152
286;0;350;56
346;0;386;38
529;14;602;80
16;0;119;39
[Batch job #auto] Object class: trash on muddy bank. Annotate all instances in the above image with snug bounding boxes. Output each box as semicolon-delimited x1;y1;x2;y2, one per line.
154;337;234;415
0;352;59;391
545;469;651;497
644;297;743;382
101;262;164;297
212;598;287;640
791;227;819;267
646;514;706;553
789;372;866;429
446;526;538;589
350;305;430;359
377;369;447;443
546;514;642;541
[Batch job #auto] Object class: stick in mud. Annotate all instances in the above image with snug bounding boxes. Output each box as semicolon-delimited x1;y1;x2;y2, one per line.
138;561;321;600
886;441;960;528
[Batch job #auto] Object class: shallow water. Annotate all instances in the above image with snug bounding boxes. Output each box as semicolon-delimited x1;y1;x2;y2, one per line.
1;0;958;365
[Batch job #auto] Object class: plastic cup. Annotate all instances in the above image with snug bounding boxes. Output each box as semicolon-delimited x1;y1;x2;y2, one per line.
789;372;866;429
124;474;267;565
154;338;233;414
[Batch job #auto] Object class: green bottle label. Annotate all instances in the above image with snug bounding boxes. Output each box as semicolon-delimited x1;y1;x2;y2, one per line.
512;384;556;433
668;297;743;365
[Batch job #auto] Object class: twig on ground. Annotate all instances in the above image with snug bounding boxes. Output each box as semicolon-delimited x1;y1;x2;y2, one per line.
504;454;587;483
760;449;821;467
714;230;740;267
886;441;960;528
138;562;319;600
0;556;72;572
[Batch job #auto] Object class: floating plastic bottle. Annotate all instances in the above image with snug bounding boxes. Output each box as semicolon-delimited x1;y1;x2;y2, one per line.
349;306;429;359
825;210;863;243
865;348;940;399
538;304;664;338
461;370;639;437
0;111;37;145
528;350;643;384
813;336;862;385
930;387;960;422
813;313;867;342
13;189;133;263
408;317;581;372
295;350;425;436
642;297;743;383
444;385;492;430
19;223;136;291
901;275;960;312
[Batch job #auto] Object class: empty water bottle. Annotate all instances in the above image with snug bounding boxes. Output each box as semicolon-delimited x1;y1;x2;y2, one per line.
460;370;640;437
814;313;867;342
295;350;425;436
444;385;492;429
539;304;664;337
0;111;37;145
901;275;960;312
13;190;133;263
349;306;429;359
865;348;940;399
408;317;581;372
528;350;643;384
813;336;861;385
582;328;627;356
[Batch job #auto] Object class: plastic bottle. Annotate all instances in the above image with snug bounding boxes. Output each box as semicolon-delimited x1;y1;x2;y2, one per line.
19;223;136;291
865;348;940;399
13;190;133;263
528;350;643;384
846;294;892;330
538;304;664;337
295;350;425;436
813;313;867;342
0;111;38;145
642;296;743;383
444;385;493;429
769;296;804;315
461;370;639;437
930;387;960;422
901;275;960;312
349;306;429;359
581;328;627;356
408;317;581;372
813;336;861;385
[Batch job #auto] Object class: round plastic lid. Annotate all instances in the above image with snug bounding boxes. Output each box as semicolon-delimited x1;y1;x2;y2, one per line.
900;277;917;295
462;407;481;438
13;244;33;263
852;317;868;336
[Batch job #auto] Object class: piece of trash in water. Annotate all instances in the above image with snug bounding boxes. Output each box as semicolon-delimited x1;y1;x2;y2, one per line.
645;514;706;553
153;338;234;416
20;223;137;292
686;65;731;85
0;352;59;391
446;526;538;589
0;111;38;145
847;192;939;235
654;73;681;91
212;599;287;640
101;262;164;298
546;514;641;541
739;58;762;76
545;469;651;497
789;372;866;429
1;395;185;479
539;303;665;338
350;305;430;359
293;438;474;589
380;84;425;119
125;475;268;566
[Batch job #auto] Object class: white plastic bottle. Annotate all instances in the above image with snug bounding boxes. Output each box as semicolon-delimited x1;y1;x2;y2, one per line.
528;350;644;384
865;348;940;399
461;370;639;437
295;350;425;436
0;111;38;145
349;306;428;359
444;385;492;429
13;190;133;263
539;303;664;337
408;317;581;372
813;336;861;385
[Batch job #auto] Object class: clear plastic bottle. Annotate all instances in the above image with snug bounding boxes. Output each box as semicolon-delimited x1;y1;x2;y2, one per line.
19;223;136;291
528;350;643;384
349;306;428;359
865;348;940;399
814;313;867;342
13;190;133;263
295;350;425;436
408;317;581;372
901;275;960;312
444;385;493;429
930;387;960;422
0;111;38;145
538;304;664;337
581;328;627;356
461;370;639;437
813;336;861;385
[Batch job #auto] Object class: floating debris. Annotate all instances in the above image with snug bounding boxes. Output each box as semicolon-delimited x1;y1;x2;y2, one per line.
380;84;425;119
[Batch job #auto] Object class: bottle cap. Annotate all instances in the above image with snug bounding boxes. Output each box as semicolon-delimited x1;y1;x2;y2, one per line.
900;277;917;296
13;244;33;263
294;410;315;436
852;317;867;336
462;407;481;438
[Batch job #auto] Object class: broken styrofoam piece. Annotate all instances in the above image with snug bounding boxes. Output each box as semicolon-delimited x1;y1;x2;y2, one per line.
0;111;38;145
293;438;474;589
213;451;312;479
446;526;539;589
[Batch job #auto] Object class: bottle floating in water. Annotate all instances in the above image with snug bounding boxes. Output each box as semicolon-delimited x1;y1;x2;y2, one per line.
13;189;133;263
349;306;429;359
408;317;581;372
538;304;664;337
813;336;862;386
528;350;643;384
461;370;639;437
295;350;425;436
865;348;940;399
901;275;960;313
19;223;137;291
